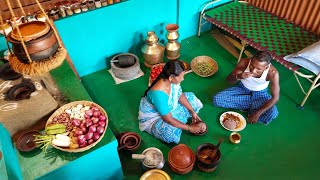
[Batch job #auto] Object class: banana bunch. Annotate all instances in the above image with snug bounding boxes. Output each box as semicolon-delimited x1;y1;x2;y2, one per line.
45;124;66;135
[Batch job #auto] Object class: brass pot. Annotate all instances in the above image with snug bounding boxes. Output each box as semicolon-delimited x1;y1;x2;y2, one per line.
165;24;180;60
166;24;179;40
141;31;165;68
166;40;180;60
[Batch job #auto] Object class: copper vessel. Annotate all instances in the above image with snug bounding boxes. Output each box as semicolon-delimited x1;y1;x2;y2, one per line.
141;31;165;68
165;24;181;60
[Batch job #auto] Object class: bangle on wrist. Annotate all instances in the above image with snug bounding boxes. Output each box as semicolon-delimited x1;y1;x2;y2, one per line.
188;125;190;131
189;109;195;114
235;74;240;80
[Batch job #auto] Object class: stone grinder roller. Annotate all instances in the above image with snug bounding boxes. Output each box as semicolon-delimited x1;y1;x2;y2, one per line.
110;55;135;67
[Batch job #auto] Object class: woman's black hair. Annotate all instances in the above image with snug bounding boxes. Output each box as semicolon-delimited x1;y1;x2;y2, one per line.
143;60;185;97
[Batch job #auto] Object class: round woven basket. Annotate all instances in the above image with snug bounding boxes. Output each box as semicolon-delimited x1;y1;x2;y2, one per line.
191;56;218;77
46;100;108;153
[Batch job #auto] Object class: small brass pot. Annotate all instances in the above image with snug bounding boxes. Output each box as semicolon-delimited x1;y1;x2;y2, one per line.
230;132;241;144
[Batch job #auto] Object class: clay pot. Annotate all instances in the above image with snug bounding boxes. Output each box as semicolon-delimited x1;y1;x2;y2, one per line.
117;132;141;151
168;144;195;174
16;131;41;152
7;29;58;63
196;143;221;172
190;121;208;136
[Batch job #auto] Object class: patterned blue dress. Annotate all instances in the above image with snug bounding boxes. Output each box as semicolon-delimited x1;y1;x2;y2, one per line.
138;83;203;144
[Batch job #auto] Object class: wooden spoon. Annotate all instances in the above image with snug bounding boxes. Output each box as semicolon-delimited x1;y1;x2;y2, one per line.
206;138;223;160
117;142;130;151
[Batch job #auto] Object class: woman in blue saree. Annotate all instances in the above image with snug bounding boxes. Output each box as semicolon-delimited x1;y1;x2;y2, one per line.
138;60;203;144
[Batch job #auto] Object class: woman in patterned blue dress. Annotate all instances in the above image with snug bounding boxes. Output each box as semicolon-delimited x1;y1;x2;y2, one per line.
138;60;203;144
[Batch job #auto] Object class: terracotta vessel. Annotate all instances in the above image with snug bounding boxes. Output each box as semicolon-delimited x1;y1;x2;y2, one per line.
141;31;165;68
7;29;58;63
168;144;195;174
117;132;141;151
165;24;180;60
196;143;221;172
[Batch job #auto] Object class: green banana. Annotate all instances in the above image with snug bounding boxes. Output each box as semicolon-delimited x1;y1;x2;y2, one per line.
45;124;66;135
46;128;66;135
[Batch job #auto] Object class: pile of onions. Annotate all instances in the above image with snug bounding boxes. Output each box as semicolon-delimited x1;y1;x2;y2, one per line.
72;106;106;148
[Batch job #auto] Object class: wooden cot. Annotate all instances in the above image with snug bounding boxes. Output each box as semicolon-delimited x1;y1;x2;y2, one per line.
198;0;320;108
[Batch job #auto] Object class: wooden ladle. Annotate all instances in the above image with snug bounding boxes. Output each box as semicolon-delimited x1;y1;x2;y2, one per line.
206;138;223;160
117;142;130;151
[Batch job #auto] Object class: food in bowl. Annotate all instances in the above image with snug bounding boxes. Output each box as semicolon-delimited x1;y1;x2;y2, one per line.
190;121;207;135
149;64;164;84
143;149;163;166
222;113;242;130
197;146;220;164
194;63;214;76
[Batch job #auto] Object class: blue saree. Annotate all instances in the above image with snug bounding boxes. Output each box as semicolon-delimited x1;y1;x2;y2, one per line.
138;83;203;144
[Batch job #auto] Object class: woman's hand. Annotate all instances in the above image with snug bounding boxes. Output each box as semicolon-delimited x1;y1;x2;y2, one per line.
189;124;202;134
191;111;202;123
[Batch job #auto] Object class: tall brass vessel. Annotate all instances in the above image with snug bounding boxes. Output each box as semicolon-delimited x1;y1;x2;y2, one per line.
165;24;181;60
141;31;165;68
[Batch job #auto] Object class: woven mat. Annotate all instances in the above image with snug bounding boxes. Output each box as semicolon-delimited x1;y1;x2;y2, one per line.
108;69;144;84
205;2;320;71
0;76;58;135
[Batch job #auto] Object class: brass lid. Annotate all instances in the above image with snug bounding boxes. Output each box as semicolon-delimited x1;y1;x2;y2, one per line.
146;31;158;43
140;169;171;180
11;21;50;42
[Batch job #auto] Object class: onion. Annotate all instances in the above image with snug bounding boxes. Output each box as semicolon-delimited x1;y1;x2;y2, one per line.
91;117;99;124
93;111;101;118
84;114;90;119
78;134;85;140
85;132;93;140
99;115;106;121
80;122;85;128
81;127;87;134
85;110;93;117
85;119;93;127
74;130;83;137
88;139;94;145
89;125;96;133
93;133;100;141
96;126;104;134
79;141;88;148
98;121;106;128
92;107;99;112
72;119;81;127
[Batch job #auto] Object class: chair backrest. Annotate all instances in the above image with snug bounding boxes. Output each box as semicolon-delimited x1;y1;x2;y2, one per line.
245;0;320;35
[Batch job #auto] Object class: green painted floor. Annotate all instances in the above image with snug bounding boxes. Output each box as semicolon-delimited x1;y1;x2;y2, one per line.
81;32;320;179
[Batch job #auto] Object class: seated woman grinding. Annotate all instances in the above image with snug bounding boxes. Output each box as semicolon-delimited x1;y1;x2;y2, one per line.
138;60;203;144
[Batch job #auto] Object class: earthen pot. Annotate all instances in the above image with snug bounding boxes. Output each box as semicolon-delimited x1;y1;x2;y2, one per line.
117;132;141;151
16;130;41;152
7;28;58;63
190;121;208;136
196;143;221;172
168;144;195;174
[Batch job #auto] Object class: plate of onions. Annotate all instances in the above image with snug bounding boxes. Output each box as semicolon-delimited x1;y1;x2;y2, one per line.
45;101;108;153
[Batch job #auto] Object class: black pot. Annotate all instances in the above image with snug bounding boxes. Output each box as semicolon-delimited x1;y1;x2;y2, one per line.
7;29;59;63
196;143;221;171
